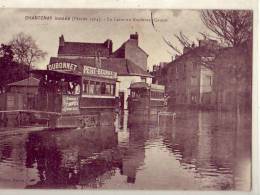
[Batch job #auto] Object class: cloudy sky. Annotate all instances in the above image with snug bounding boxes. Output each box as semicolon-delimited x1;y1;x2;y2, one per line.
0;9;211;70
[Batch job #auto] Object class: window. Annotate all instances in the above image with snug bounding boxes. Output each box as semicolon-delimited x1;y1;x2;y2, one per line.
191;77;197;86
95;82;101;94
89;81;95;95
193;63;197;70
183;64;186;79
101;83;106;94
105;84;111;95
176;65;179;80
111;84;115;96
83;81;89;93
83;79;115;96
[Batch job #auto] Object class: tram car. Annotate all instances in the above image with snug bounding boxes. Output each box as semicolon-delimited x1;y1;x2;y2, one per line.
32;62;117;128
0;60;118;129
127;82;167;125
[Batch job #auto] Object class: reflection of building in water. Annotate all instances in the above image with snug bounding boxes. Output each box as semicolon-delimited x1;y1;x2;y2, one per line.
214;111;251;190
115;111;128;132
162;110;199;164
25;127;122;189
161;110;243;190
0;133;39;188
119;124;148;183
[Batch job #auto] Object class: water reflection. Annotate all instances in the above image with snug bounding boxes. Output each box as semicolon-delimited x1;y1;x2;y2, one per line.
160;110;251;190
0;110;251;190
24;127;121;189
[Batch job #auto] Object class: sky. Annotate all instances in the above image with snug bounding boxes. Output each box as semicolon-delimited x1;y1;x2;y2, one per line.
0;9;211;70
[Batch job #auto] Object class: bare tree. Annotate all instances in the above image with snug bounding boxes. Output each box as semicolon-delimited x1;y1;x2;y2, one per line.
151;11;196;55
201;10;253;47
9;32;47;67
174;31;193;48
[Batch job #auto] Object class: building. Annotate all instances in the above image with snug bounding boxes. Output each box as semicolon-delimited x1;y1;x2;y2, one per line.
52;34;152;110
112;32;149;71
164;39;220;108
58;34;113;59
151;62;169;85
0;76;40;111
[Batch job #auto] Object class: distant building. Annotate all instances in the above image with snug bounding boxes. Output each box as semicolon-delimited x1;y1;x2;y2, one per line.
151;62;168;85
165;39;220;108
112;32;149;71
0;76;40;110
58;34;113;59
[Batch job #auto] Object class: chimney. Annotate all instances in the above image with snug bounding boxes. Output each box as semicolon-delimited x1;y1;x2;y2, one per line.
130;32;138;45
183;47;191;54
104;39;113;55
59;35;65;47
199;39;219;49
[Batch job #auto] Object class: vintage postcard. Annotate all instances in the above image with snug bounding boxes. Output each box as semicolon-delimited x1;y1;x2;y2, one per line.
0;0;258;194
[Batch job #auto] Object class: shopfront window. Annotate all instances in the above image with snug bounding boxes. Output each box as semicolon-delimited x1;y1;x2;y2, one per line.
89;81;95;95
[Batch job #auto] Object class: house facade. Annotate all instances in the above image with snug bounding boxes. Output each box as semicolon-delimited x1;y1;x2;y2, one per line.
164;39;220;108
112;32;149;71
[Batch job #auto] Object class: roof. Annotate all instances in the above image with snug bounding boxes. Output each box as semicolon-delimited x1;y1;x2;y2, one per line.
58;42;109;57
7;76;40;87
101;58;152;77
129;82;150;89
165;46;220;70
112;39;149;58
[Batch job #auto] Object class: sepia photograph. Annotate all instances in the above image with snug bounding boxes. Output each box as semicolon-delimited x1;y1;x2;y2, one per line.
0;1;257;193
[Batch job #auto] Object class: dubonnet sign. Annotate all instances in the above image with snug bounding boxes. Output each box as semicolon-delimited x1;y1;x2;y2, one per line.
83;65;117;79
47;62;78;71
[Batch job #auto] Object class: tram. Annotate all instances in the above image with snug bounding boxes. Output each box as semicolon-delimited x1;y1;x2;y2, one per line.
128;82;166;113
33;62;117;128
0;60;118;129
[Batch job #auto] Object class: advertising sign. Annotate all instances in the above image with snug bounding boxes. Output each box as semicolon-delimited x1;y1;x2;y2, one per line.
62;95;80;113
83;65;117;79
47;62;78;72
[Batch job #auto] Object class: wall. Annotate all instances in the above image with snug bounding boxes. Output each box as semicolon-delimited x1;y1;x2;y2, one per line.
165;54;201;106
125;40;148;71
9;86;38;94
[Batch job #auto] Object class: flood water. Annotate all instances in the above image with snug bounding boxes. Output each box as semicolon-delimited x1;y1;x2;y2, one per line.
0;110;251;190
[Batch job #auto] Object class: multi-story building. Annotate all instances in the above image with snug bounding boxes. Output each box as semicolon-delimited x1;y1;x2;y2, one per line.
53;34;152;110
165;39;220;108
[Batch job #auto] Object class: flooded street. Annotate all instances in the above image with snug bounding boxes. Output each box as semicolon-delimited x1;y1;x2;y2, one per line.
0;110;251;190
